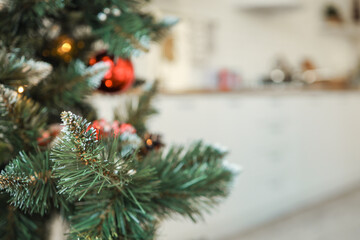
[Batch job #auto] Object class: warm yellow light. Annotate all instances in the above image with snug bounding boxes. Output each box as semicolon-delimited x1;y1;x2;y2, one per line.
146;139;153;146
61;42;72;53
17;86;24;93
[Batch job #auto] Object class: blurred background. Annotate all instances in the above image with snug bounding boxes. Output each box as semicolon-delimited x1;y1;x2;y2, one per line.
91;0;360;239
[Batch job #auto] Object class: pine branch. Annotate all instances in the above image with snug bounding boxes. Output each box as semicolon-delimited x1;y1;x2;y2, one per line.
67;162;159;239
52;111;160;239
143;15;178;42
0;149;68;215
75;2;174;57
0;0;65;56
0;49;33;87
142;142;237;221
29;61;108;122
0;48;52;88
52;111;139;200
0;173;32;190
114;82;158;136
1;1;174;58
0;142;13;167
0;194;48;240
68;193;157;240
0;84;47;160
51;111;104;199
67;140;237;238
0;1;239;239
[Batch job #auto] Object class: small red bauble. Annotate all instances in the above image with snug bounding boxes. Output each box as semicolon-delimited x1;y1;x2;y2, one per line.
87;119;136;140
111;121;136;136
118;123;136;135
37;124;63;146
89;51;135;93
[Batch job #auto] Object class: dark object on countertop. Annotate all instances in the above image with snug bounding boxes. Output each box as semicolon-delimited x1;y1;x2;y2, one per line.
324;4;343;23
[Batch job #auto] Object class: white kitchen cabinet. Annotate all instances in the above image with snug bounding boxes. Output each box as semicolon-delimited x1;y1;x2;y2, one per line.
89;91;360;240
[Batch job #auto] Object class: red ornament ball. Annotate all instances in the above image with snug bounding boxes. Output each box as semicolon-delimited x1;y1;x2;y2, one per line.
89;51;135;93
37;124;63;146
86;119;136;140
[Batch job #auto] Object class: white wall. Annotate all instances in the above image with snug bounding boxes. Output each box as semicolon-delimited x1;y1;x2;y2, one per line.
133;0;357;89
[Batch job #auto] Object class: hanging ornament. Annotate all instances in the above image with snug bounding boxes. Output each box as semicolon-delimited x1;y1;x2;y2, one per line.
37;124;63;147
86;119;136;140
89;51;135;93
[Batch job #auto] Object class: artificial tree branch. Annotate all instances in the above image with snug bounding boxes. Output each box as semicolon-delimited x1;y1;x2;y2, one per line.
114;81;158;136
142;142;237;221
0;84;47;162
0;149;68;215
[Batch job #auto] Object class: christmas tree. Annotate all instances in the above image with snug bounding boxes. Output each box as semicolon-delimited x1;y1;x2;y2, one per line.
0;1;237;239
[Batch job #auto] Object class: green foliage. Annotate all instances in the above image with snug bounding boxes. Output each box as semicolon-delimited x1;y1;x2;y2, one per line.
0;142;13;166
0;85;47;160
52;111;160;239
51;111;104;199
115;82;158;136
141;15;178;42
29;61;108;121
143;142;235;221
0;0;65;56
0;194;48;240
0;48;51;88
50;112;236;239
0;49;34;88
68;193;157;240
0;0;173;58
0;0;237;239
52;111;151;200
0;107;237;239
56;1;175;58
93;12;172;57
0;149;68;215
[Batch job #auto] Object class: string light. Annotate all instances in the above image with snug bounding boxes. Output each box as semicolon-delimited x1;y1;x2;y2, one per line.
146;139;153;146
61;42;72;53
17;86;24;93
56;39;73;56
